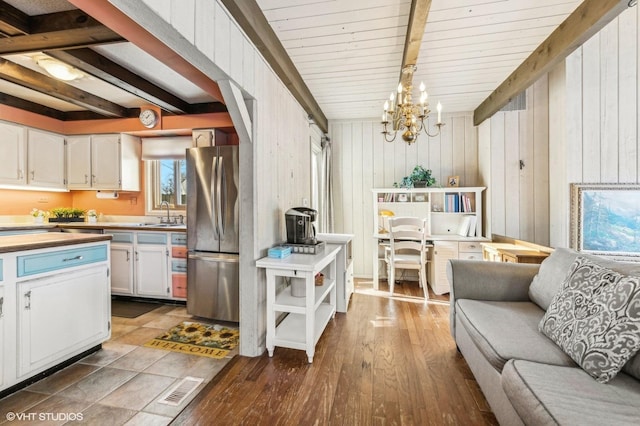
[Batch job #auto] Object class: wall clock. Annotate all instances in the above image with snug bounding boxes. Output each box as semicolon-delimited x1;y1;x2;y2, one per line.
139;108;159;128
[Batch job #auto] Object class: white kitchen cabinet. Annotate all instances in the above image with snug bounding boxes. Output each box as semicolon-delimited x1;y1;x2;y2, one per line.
105;232;135;295
17;264;109;378
136;244;170;297
110;243;134;295
27;129;66;189
0;121;26;185
107;231;171;299
66;135;92;188
66;133;140;191
0;267;4;390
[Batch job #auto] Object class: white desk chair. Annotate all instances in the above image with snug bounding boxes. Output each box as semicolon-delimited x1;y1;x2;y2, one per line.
387;217;429;299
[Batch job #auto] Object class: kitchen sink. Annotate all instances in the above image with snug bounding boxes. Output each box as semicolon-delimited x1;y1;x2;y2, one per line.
140;223;185;228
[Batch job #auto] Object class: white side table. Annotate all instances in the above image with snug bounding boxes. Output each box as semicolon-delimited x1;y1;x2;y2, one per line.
256;245;340;363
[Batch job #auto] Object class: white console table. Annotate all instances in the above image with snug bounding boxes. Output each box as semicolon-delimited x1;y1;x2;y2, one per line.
256;245;340;363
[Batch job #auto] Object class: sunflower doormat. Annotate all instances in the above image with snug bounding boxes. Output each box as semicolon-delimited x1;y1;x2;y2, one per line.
144;321;239;359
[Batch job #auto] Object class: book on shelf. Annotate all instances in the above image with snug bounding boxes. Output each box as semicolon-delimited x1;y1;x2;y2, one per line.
445;193;460;212
457;216;471;236
459;194;473;213
467;216;477;237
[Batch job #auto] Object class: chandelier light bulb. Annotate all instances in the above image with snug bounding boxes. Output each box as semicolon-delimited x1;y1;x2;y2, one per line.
437;101;443;123
384;101;389;111
397;83;403;94
419;82;425;92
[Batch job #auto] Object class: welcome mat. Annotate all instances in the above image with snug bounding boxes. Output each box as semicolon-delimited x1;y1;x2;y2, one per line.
144;321;239;359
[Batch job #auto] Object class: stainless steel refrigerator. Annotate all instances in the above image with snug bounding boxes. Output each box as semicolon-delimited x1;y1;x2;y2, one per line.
186;145;239;322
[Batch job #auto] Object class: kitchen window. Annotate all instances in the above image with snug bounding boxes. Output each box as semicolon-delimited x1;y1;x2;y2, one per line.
147;159;187;212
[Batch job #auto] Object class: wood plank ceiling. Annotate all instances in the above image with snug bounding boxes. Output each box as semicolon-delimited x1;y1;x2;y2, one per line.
255;0;586;120
0;0;633;129
0;0;224;121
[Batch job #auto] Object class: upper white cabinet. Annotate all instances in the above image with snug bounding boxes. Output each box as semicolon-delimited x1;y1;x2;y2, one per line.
0;122;26;185
66;134;140;191
66;135;92;188
0;123;65;190
27;129;66;189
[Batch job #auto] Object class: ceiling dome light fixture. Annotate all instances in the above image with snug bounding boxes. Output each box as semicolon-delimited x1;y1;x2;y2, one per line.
381;65;444;144
35;56;84;81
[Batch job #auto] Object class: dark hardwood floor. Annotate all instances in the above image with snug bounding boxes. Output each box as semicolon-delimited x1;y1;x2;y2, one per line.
172;279;498;425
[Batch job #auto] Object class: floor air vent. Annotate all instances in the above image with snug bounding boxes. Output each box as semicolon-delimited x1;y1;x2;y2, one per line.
157;376;204;406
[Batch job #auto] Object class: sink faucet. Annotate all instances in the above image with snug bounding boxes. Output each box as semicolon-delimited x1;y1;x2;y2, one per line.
160;201;171;224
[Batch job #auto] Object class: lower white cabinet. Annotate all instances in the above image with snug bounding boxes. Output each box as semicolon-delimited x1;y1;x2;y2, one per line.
17;265;109;378
136;244;169;297
107;231;171;299
110;243;134;295
429;241;459;295
0;281;4;390
0;239;111;394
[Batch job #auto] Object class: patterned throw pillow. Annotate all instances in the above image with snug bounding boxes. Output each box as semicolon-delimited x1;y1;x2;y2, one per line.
539;256;640;383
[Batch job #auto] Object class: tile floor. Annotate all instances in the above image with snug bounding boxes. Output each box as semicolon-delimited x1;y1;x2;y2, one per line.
0;304;237;425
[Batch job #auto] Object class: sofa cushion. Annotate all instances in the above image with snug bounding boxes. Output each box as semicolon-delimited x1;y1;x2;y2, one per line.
539;256;640;383
456;299;574;372
528;247;640;311
502;359;640;425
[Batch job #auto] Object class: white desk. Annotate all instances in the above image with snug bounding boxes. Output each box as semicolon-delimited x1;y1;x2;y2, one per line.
372;233;488;293
256;245;340;363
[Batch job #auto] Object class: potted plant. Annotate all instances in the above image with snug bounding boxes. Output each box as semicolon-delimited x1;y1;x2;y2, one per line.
49;207;86;222
410;165;436;187
87;209;98;223
30;208;49;223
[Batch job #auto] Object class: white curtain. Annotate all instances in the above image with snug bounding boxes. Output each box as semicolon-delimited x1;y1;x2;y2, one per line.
320;135;334;232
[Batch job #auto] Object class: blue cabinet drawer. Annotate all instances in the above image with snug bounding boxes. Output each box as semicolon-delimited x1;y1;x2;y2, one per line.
105;232;134;244
17;244;108;277
137;232;167;245
171;233;187;246
171;259;187;273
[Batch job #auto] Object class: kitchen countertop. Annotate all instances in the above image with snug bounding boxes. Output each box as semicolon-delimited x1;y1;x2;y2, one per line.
0;233;112;253
0;222;186;232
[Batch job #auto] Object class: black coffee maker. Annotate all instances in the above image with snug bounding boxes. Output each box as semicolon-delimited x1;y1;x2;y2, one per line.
285;207;317;245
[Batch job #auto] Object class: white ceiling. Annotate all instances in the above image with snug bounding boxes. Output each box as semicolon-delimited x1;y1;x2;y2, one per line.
257;0;582;119
0;0;583;123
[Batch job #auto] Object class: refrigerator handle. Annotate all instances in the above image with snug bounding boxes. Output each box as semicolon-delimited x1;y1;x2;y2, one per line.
217;157;226;239
210;155;219;239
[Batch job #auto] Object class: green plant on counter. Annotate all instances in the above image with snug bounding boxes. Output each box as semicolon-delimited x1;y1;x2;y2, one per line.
30;208;49;218
50;207;86;218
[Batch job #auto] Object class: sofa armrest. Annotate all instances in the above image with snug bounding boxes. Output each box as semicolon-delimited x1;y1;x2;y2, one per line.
448;259;540;338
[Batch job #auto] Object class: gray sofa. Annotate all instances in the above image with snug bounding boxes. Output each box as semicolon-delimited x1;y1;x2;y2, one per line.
448;247;640;425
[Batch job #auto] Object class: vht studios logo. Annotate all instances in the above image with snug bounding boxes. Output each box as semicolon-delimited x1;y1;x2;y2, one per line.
5;412;84;422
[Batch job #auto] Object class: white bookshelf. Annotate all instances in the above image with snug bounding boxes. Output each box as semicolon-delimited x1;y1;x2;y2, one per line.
371;187;487;294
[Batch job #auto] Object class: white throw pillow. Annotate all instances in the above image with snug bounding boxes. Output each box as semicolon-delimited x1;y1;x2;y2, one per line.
539;256;640;383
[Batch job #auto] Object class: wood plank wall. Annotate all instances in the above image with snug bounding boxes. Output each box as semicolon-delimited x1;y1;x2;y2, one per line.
330;114;478;278
478;78;550;246
135;0;314;356
559;5;640;248
481;5;639;250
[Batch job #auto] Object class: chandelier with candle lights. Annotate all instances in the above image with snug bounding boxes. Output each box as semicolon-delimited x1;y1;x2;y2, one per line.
381;65;444;144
